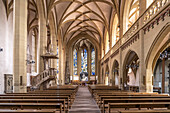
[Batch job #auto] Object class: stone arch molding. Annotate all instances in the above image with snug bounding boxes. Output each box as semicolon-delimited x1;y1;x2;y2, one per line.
145;23;170;92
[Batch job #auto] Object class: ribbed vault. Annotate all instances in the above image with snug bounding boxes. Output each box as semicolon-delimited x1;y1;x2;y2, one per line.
41;0;119;46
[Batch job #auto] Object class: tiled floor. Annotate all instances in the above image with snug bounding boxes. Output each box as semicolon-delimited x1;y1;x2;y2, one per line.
69;86;101;113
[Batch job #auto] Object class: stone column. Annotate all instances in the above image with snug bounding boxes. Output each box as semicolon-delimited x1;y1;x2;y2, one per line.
162;58;165;93
13;0;27;93
70;47;74;81
139;0;146;92
77;48;82;81
51;30;57;68
50;25;57;85
34;31;38;73
87;47;91;82
119;47;123;89
37;0;47;73
95;49;98;83
58;32;65;85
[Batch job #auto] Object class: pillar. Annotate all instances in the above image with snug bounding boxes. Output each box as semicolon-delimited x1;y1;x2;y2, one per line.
58;31;65;85
87;47;91;82
162;58;165;93
70;47;74;81
139;0;146;92
37;0;47;73
119;47;123;89
13;0;27;93
49;21;57;85
95;49;98;83
77;48;82;81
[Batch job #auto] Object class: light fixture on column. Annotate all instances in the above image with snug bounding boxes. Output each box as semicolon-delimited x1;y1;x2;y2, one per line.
126;64;139;69
0;47;3;52
26;60;35;65
160;48;170;60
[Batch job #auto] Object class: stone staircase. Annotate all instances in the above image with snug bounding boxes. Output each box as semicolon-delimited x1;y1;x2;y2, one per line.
31;68;57;89
69;86;101;113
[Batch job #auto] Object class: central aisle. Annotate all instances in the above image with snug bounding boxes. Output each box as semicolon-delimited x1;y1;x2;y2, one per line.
69;86;101;113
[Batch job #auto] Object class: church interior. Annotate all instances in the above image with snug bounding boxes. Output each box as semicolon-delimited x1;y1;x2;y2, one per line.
0;0;170;113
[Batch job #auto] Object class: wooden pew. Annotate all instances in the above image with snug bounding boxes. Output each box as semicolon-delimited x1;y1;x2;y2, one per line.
47;85;78;92
0;99;66;111
88;85;120;96
96;93;167;102
98;95;169;108
0;96;70;109
118;110;170;113
0;103;62;113
108;102;170;113
1;93;74;104
0;110;56;113
103;98;170;113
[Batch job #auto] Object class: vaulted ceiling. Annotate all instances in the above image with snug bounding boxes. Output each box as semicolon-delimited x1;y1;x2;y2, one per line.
42;0;120;45
2;0;121;46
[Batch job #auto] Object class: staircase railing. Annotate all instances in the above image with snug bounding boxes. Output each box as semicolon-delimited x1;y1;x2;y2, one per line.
32;68;57;87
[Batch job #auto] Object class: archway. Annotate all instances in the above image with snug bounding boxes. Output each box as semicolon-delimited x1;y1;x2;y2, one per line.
123;50;139;90
145;24;170;92
112;60;119;86
105;65;109;85
153;47;170;94
66;33;100;84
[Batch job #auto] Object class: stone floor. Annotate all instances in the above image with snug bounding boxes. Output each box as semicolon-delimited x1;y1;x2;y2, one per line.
69;86;101;113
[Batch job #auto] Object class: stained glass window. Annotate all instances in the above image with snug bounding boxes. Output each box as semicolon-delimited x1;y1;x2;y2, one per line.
73;49;77;75
91;48;95;75
56;46;59;84
81;49;87;72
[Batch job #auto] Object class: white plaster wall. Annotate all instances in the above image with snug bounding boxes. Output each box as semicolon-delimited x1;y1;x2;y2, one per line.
0;0;13;94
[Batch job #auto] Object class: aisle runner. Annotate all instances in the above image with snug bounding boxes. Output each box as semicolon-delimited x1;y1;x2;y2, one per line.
69;86;101;113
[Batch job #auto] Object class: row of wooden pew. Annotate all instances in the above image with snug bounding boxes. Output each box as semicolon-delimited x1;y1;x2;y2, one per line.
0;85;78;113
88;85;170;113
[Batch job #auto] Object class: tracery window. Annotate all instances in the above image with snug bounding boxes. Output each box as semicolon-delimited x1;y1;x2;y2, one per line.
73;49;77;75
56;46;59;84
105;32;109;54
147;0;154;8
112;14;119;47
128;0;139;28
81;49;87;72
91;48;95;75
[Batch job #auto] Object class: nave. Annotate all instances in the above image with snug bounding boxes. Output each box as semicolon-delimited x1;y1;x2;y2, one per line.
0;0;170;113
69;86;100;113
1;84;170;113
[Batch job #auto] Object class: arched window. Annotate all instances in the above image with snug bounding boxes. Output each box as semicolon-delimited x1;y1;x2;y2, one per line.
91;48;95;75
112;14;119;47
81;49;87;72
128;0;139;28
146;0;154;8
73;49;77;76
105;32;109;54
56;45;59;83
